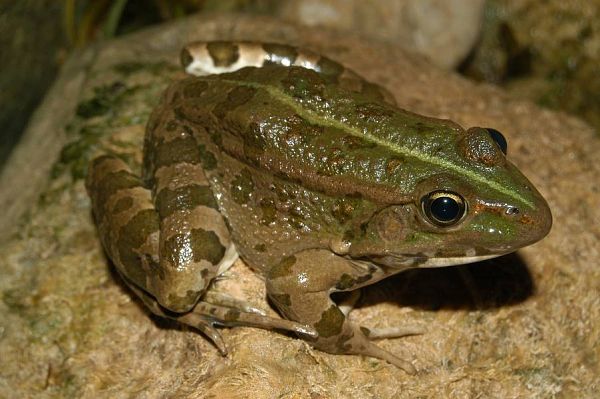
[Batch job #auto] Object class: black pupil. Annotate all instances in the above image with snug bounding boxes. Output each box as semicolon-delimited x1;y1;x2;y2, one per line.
486;128;508;155
430;196;460;222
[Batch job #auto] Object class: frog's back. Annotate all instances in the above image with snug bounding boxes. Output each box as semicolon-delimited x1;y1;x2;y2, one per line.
167;64;466;205
163;41;541;215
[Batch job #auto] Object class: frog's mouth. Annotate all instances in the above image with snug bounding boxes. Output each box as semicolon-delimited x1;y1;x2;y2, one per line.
367;250;511;269
417;253;503;268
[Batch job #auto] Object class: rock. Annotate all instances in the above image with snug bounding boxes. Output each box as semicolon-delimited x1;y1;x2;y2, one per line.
0;1;66;170
278;0;485;69
0;13;598;398
462;0;600;133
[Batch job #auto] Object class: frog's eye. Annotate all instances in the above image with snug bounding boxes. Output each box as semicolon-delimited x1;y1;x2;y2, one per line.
421;191;467;227
485;128;508;155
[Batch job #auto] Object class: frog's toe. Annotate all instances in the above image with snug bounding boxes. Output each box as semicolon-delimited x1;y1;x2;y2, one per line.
358;341;417;374
202;291;267;316
362;325;424;339
189;301;318;338
178;312;228;355
331;325;418;374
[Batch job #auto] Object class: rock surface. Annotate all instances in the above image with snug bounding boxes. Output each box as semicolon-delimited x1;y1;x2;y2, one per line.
462;0;600;133
0;1;66;169
279;0;485;69
0;13;598;399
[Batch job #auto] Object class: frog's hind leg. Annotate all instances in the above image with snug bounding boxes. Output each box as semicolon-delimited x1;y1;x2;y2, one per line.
142;108;236;313
181;41;397;105
266;249;418;374
86;146;232;315
121;270;316;355
86;155;162;297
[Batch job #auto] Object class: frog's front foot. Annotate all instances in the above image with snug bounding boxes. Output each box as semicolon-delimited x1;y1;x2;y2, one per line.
124;272;317;355
266;249;418;374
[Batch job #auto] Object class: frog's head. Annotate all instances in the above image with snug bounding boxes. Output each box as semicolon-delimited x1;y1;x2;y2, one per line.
344;127;552;269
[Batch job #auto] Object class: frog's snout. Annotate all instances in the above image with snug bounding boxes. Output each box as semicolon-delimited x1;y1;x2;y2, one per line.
515;197;552;247
484;194;552;253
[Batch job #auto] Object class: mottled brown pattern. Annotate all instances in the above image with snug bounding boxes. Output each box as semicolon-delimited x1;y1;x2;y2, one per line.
155;185;218;218
162;228;225;265
115;209;160;284
151;136;202;169
153;162;209;193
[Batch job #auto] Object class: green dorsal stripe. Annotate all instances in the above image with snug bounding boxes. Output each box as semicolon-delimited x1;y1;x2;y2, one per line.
213;78;533;208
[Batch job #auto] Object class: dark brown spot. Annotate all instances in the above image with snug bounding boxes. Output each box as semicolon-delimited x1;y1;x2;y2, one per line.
116;209;160;287
163;228;225;266
314;305;345;338
190;228;225;264
230;168;255;205
166;290;202;313
259;198;277;225
224;308;241;322
182;80;209;99
94;170;143;215
213;86;257;118
335;273;372;291
197;144;217;171
253;243;267;252
155;184;218;218
269;256;297;279
152;136;201;169
112;196;134;214
180;48;193;68
207;42;240;67
287;202;306;230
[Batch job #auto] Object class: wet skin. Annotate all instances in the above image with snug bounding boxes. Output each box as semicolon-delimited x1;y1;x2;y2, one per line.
86;41;552;373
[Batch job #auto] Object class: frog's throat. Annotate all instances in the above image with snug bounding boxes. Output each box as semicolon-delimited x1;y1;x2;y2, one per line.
215;77;535;209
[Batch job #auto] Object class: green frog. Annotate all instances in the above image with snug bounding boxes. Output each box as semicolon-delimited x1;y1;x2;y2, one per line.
86;41;552;373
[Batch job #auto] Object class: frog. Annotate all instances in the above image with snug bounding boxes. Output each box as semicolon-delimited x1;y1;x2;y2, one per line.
85;41;552;374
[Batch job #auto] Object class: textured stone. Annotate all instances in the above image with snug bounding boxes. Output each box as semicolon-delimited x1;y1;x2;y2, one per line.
279;0;485;69
0;1;66;170
0;13;598;398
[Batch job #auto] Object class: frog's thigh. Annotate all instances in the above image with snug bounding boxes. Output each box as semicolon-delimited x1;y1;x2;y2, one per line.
266;249;416;374
86;155;162;295
147;128;235;313
87;155;234;315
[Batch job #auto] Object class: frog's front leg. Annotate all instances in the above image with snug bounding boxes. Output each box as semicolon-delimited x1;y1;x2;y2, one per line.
266;249;417;374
